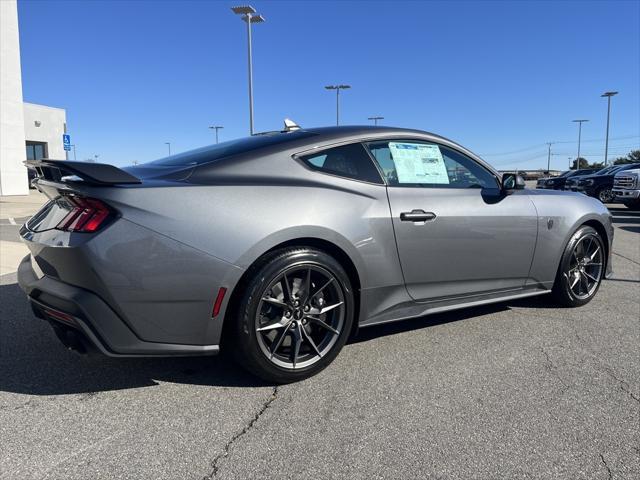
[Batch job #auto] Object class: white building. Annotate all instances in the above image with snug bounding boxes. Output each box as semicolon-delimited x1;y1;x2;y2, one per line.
1;0;67;196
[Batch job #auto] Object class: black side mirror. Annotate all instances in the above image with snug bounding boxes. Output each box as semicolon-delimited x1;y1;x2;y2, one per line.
501;173;525;191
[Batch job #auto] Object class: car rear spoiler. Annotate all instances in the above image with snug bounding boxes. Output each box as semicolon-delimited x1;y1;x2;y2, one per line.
25;159;141;185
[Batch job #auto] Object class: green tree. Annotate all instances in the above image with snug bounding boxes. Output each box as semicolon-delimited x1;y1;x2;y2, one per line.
614;149;640;165
570;157;603;169
571;157;588;169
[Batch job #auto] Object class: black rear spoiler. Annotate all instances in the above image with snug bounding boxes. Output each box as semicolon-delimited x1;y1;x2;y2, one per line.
25;159;141;185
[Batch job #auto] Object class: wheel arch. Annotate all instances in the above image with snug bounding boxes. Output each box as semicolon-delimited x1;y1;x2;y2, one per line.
220;237;362;349
581;218;611;272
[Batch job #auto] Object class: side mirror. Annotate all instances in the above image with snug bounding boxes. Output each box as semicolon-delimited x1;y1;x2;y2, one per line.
501;173;525;191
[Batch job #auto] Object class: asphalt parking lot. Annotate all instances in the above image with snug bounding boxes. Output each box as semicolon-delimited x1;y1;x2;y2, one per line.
1;202;638;480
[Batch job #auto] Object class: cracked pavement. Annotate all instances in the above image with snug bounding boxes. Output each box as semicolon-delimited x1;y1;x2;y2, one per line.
1;206;638;479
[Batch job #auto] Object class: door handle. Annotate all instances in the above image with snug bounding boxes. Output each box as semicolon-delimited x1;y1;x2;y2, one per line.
400;209;436;222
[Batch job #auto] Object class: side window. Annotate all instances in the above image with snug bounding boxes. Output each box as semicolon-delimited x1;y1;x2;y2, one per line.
366;140;497;189
299;143;383;184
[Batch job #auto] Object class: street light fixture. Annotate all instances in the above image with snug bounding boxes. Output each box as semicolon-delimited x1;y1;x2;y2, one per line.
325;84;351;126
165;142;171;156
601;91;618;166
368;116;384;126
209;125;224;144
231;5;265;135
572;119;588;169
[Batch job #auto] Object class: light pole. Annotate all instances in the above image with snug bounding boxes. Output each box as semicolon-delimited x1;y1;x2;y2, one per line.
601;91;618;166
70;144;77;161
165;142;171;156
325;84;351;126
209;125;224;144
231;5;265;135
572;119;588;169
368;116;384;126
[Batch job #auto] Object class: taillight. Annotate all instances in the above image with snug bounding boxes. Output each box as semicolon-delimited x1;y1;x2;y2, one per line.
56;196;113;233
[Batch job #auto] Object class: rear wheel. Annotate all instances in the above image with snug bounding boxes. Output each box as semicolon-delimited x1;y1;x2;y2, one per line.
552;226;605;307
230;247;354;383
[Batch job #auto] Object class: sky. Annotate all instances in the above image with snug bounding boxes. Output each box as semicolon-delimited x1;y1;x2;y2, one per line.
17;0;640;169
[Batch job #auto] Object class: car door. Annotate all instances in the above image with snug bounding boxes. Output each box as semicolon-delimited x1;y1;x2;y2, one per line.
366;139;538;302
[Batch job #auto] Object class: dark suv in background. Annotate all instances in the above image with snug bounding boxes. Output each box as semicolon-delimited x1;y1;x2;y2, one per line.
536;168;599;190
568;163;640;203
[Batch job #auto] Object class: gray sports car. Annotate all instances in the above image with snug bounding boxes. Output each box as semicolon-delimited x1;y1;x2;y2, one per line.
19;125;613;382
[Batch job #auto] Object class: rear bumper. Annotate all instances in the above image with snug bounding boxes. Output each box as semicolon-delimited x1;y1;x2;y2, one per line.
18;254;219;357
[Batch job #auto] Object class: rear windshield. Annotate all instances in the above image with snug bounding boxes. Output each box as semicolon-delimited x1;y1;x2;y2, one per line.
145;131;318;167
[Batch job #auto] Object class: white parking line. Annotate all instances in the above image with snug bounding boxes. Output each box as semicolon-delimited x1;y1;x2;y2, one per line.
8;217;17;225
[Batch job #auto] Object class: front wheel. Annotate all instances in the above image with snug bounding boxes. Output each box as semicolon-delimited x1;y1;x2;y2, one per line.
597;187;614;203
230;247;354;383
552;226;605;307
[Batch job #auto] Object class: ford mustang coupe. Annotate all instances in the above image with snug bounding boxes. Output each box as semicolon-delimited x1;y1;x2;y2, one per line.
19;125;613;383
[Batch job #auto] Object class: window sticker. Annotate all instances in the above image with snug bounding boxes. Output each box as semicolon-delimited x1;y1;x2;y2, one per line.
388;142;449;184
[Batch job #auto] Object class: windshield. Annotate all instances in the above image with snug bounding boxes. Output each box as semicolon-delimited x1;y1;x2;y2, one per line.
594;166;618;175
143;131;318;167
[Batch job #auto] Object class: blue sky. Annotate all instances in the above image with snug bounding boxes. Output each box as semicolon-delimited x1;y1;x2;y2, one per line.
18;0;640;169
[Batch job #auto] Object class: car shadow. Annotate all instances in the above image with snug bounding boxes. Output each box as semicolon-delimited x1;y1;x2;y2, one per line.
0;280;270;396
0;278;586;396
619;226;640;234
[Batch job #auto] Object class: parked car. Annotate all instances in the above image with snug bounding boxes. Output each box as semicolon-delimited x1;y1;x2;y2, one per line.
564;165;621;192
572;163;640;203
18;125;613;382
612;168;640;210
536;168;599;190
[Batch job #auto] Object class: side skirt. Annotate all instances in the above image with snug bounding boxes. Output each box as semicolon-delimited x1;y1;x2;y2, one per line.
359;287;550;329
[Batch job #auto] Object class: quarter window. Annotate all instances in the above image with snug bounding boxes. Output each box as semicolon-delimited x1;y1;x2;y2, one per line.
366;140;497;189
299;143;383;184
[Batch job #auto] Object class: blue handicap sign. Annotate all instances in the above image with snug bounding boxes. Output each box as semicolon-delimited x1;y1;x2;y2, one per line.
64;145;71;151
63;134;71;146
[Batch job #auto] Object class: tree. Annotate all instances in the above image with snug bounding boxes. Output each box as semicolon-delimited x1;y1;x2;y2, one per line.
614;149;640;165
571;157;603;169
571;157;588;169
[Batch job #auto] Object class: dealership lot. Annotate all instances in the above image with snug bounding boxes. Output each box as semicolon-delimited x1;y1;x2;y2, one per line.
1;198;638;479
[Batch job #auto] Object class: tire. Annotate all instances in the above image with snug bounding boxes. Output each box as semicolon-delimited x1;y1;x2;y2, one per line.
622;199;640;211
596;186;614;203
230;247;355;383
551;226;605;307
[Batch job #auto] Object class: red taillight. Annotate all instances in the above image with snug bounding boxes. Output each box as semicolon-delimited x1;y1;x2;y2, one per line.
56;196;113;233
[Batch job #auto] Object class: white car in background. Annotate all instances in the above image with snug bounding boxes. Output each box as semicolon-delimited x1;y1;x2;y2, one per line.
612;168;640;210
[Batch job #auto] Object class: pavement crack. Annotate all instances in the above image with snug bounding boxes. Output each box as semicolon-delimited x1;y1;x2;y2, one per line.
600;365;640;405
0;399;35;411
599;453;613;480
202;386;278;479
539;346;570;392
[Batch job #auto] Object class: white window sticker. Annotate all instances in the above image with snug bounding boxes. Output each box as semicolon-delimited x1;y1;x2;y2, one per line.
388;142;449;184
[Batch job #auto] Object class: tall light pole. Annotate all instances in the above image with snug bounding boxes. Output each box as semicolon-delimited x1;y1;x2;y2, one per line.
601;91;618;166
368;116;384;125
165;142;171;156
232;6;265;135
325;84;351;126
70;144;77;161
572;119;588;169
209;125;224;144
